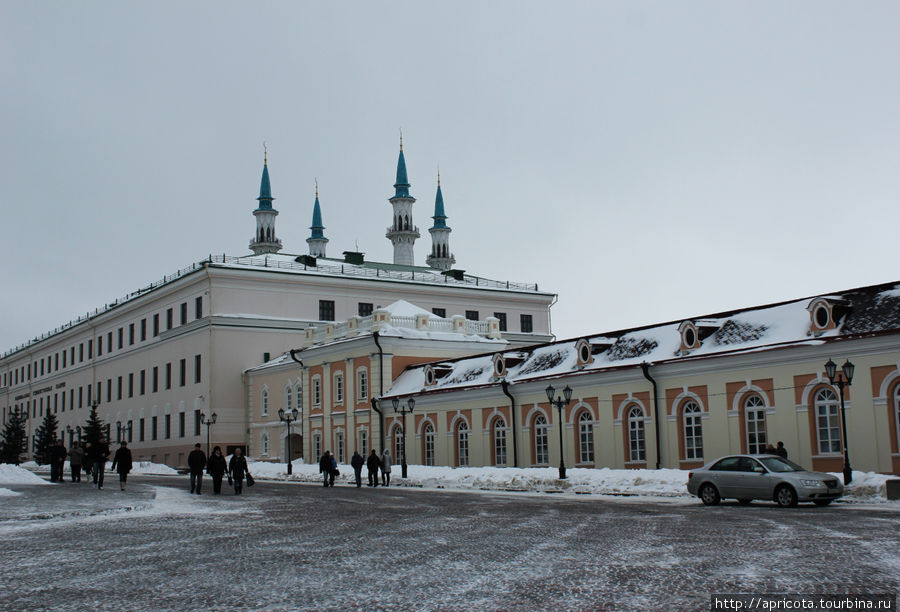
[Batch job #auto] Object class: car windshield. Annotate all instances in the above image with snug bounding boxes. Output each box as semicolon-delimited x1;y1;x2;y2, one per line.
759;456;806;472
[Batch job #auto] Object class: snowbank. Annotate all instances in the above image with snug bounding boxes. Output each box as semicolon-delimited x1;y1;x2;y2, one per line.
0;463;50;485
0;487;23;496
21;460;177;476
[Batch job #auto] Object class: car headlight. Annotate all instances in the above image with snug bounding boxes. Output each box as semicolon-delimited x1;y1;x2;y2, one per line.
799;479;823;487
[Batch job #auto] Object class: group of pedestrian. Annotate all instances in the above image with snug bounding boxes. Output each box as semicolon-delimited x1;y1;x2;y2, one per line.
333;448;393;488
186;444;251;495
47;438;122;490
764;441;789;459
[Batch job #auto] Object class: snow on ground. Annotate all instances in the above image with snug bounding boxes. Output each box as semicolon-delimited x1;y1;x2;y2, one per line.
240;459;898;503
0;464;51;485
20;460;178;475
0;488;22;497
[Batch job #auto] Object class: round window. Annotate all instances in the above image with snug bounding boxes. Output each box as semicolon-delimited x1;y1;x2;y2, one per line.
494;357;505;376
814;305;830;328
579;345;590;362
425;369;435;385
684;327;696;347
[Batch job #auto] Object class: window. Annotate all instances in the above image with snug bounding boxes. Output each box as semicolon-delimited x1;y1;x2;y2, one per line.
180;302;187;325
117;376;123;401
494;313;507;332
493;418;507;466
152;416;158;440
357;429;369;457
97;336;103;356
336;431;345;463
628;406;646;462
261;389;269;417
152;367;158;393
139;418;145;442
358;302;373;317
534;414;549;465
261;432;269;456
178;412;185;438
334;373;344;404
164;414;171;439
127;420;133;443
128;373;134;398
79;343;84;362
319;300;335;321
393;426;403;464
313;378;321;407
166;308;173;330
165;363;171;390
118;327;123;349
194;355;201;384
139;370;145;396
194;410;201;436
465;310;479;321
745;395;767;454
683;401;703;460
456;421;469;466
357;369;368;401
295;383;302;415
423;423;435;466
153;314;160;337
578;411;594;463
432;308;446;318
129;323;135;345
285;386;292;414
140;319;147;341
179;359;186;387
520;314;533;333
195;296;203;319
815;388;841;454
108;332;112;352
313;433;322;461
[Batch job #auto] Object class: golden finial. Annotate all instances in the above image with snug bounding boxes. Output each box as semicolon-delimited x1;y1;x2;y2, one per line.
263;141;268;166
399;128;403;151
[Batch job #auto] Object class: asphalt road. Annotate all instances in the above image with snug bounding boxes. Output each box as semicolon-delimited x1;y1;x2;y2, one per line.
1;475;897;611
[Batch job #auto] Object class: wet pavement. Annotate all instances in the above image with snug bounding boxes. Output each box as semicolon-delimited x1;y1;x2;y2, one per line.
1;474;898;611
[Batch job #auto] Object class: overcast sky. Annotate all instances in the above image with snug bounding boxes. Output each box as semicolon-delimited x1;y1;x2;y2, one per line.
2;2;899;352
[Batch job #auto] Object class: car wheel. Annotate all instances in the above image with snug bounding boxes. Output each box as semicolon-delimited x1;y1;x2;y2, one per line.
813;499;833;506
699;483;720;506
775;485;798;508
737;498;752;505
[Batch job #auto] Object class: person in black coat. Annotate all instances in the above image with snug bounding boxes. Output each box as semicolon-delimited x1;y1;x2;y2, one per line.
206;446;227;494
775;441;788;459
228;447;250;495
50;440;68;483
366;449;381;487
319;451;336;487
350;451;365;488
92;439;111;490
110;441;133;491
187;443;207;495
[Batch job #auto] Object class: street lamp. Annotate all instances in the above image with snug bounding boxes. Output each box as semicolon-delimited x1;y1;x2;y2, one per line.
545;383;573;480
200;412;217;457
824;358;855;485
391;397;415;478
278;408;300;475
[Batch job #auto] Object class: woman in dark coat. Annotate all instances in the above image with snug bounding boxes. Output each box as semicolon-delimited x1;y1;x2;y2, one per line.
228;447;250;495
207;446;228;494
110;442;133;491
366;449;381;487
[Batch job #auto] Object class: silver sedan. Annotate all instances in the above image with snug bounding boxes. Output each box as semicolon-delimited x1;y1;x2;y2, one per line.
686;454;844;507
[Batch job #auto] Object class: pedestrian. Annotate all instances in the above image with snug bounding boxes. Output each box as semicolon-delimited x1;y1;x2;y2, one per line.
319;451;336;487
330;452;339;487
82;442;93;480
110;441;133;491
775;441;788;459
366;449;381;487
764;443;777;455
188;443;207;495
92;438;110;490
350;451;364;488
207;446;227;494
381;449;392;487
228;447;250;495
50;439;68;483
69;442;84;482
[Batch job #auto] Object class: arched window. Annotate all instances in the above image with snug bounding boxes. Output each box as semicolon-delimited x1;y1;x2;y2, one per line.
423;423;435;466
312;378;321;407
285;386;292;414
578;411;594;463
334;373;344;405
534;414;549;465
261;432;269;456
357;369;368;401
335;430;345;463
393;425;404;463
295;383;302;415
313;432;322;460
261;388;268;417
744;395;767;454
358;428;369;457
493;417;507;466
815;388;841;454
683;401;703;460
628;406;646;462
456;421;469;466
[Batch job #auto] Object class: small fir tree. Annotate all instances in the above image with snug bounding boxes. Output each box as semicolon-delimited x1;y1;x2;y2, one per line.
0;408;28;464
33;411;60;465
83;404;108;448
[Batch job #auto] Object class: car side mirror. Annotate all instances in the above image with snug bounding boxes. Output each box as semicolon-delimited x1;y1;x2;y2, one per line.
755;467;766;474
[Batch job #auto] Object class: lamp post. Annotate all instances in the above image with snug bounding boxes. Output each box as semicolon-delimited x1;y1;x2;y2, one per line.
66;425;74;447
391;397;415;478
200;412;217;457
545;383;573;480
824;358;855;485
278;408;299;475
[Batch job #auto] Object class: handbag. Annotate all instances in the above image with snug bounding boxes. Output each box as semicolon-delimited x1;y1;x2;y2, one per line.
246;473;255;487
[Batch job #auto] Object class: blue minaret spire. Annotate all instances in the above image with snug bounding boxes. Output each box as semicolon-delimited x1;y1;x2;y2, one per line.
306;179;328;257
249;145;282;254
426;170;454;270
385;130;419;266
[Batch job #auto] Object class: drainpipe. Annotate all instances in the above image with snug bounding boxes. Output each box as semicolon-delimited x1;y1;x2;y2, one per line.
372;331;385;452
500;380;519;467
641;362;662;470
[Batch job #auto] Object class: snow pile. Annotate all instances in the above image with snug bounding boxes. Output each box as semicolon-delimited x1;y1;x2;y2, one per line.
0;463;50;485
0;488;22;497
834;471;897;500
20;460;177;475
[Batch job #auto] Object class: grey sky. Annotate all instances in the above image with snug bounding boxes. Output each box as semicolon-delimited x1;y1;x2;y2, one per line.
2;2;898;352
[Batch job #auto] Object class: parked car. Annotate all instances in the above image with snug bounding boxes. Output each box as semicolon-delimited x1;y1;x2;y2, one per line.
686;454;843;507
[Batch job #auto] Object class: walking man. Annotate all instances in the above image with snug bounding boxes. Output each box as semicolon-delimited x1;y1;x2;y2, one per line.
110;441;133;491
69;442;84;482
207;446;227;494
50;439;68;483
188;443;207;495
366;449;381;487
92;438;110;490
350;450;364;488
228;447;249;495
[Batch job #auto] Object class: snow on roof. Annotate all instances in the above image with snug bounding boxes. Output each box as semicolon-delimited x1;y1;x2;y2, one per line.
382;300;441;319
387;281;900;398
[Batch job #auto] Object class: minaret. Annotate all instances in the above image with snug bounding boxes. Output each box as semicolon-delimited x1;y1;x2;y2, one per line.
306;180;328;258
426;171;455;271
249;149;283;255
385;133;420;266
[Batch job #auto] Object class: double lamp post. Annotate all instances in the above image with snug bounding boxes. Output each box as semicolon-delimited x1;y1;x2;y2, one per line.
824;358;854;485
391;397;415;479
278;408;299;475
545;383;573;480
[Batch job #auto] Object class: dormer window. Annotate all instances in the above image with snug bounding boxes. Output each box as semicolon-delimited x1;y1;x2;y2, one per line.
492;354;506;378
424;365;437;387
806;297;850;335
575;338;593;368
677;320;718;354
423;364;453;387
